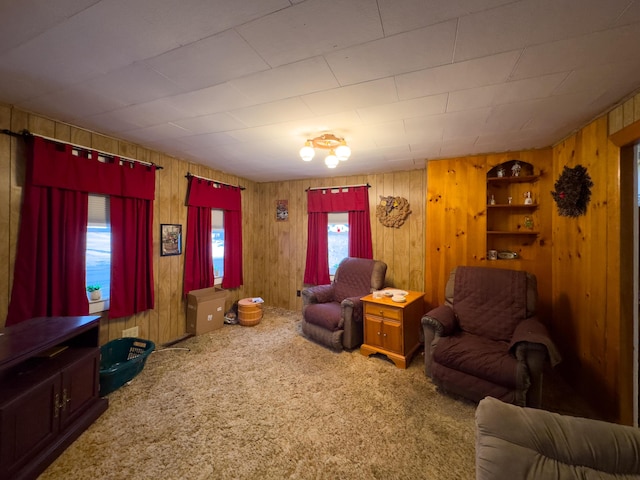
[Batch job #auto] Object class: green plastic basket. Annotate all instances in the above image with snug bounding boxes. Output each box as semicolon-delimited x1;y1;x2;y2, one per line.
99;337;155;395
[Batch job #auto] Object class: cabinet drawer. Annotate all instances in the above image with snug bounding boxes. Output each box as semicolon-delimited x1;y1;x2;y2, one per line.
364;303;401;321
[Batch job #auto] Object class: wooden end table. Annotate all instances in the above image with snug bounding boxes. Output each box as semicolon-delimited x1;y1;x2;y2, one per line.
360;289;425;369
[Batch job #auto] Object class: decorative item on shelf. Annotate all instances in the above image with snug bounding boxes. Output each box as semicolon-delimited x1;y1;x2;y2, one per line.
511;161;522;177
524;191;533;204
524;216;534;230
489;194;496;205
487;249;498;260
508;196;512;205
498;251;518;260
376;195;411;228
299;133;351;169
496;167;506;177
551;164;593;217
87;284;101;301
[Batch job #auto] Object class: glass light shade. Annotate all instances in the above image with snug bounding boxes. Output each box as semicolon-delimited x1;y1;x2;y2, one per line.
299;143;315;161
335;144;351;161
324;152;339;168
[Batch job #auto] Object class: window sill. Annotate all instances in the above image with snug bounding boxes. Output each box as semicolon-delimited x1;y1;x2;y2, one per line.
89;298;109;314
214;277;222;286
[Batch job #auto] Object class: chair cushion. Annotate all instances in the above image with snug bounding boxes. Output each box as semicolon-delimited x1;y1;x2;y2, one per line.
433;333;518;389
333;258;375;303
303;302;342;331
431;363;515;404
453;266;527;342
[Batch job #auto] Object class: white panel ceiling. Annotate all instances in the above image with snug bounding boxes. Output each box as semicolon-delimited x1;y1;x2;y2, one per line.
0;0;639;182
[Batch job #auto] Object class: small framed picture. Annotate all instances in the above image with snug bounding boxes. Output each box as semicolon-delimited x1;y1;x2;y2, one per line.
276;199;288;221
161;224;182;256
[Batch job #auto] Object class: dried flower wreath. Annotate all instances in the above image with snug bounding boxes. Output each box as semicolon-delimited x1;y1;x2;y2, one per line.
550;164;593;217
376;196;411;228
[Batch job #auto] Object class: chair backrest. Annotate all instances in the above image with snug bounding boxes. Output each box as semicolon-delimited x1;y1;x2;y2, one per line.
448;266;537;342
333;257;387;303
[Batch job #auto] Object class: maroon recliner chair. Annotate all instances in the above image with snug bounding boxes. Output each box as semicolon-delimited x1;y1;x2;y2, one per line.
301;257;387;351
421;266;560;407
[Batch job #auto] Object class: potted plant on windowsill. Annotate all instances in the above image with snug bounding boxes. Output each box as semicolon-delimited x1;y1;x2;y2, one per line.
87;285;101;301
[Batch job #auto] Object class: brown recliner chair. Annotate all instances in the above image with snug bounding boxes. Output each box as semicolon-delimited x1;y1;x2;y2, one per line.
301;257;387;351
421;266;560;407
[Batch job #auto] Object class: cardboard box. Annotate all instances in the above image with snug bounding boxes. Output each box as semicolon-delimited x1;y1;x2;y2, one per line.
186;287;228;335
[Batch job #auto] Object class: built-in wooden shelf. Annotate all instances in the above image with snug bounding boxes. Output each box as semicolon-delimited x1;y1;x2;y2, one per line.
487;175;539;184
487;204;538;209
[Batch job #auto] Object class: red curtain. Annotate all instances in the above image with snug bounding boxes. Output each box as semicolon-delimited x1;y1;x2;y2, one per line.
6;136;156;326
307;186;368;213
303;186;372;285
183;205;214;295
349;206;373;259
7;184;89;326
303;212;330;285
109;196;155;319
222;210;243;289
30;139;155;199
185;177;243;293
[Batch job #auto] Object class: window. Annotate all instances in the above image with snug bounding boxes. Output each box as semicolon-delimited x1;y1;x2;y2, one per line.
212;209;224;283
86;194;111;301
328;212;349;275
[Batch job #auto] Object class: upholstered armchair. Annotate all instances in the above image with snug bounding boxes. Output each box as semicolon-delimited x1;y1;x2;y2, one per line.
421;266;560;407
476;396;640;479
301;257;387;351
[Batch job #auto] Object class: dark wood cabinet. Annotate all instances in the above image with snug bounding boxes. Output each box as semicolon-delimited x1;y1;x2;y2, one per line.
0;316;108;480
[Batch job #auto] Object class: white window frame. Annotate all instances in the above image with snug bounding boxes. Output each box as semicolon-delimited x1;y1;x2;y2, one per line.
87;194;110;313
328;212;349;278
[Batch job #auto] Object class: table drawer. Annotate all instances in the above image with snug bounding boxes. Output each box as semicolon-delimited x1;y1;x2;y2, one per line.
364;303;401;321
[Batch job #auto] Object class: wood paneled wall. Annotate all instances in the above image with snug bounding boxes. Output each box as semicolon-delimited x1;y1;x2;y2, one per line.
250;171;426;311
552;115;630;424
609;91;640;136
424;149;553;318
0;104;257;346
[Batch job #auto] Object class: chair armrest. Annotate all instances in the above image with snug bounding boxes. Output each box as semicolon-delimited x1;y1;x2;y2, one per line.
476;396;640;478
421;305;457;336
301;284;335;306
341;296;363;323
514;341;548;408
510;317;562;367
342;296;365;349
421;305;456;378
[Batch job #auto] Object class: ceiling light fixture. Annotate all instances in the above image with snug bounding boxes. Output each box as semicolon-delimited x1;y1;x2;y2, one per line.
299;133;351;168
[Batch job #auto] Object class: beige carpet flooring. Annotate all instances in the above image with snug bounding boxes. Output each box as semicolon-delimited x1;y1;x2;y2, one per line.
38;307;591;480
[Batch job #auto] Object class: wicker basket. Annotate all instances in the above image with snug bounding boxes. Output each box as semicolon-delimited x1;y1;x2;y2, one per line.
99;337;155;395
238;298;263;326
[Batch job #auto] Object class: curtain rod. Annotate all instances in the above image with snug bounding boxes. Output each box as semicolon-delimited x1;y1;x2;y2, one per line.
1;128;163;170
185;172;245;190
305;183;370;192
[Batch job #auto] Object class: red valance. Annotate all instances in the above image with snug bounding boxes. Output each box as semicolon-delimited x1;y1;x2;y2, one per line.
30;137;156;200
307;186;368;213
186;177;241;211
